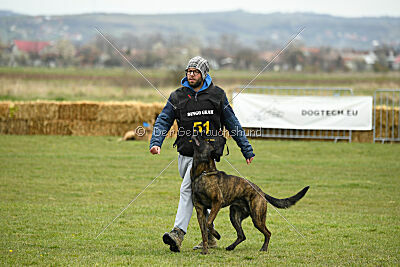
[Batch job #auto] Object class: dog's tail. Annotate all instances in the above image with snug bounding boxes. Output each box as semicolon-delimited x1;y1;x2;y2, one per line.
264;186;309;209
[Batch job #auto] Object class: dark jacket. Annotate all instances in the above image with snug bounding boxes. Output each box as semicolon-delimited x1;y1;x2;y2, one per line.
149;74;255;159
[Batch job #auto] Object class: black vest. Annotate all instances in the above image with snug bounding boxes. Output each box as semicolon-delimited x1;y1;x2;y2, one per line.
171;83;225;157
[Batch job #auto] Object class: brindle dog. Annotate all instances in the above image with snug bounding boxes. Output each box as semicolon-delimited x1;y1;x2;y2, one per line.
190;134;309;254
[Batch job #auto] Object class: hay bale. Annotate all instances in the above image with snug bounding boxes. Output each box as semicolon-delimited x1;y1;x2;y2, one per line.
11;101;59;120
97;102;165;124
27;120;72;135
0;120;7;134
69;120;100;136
52;120;73;135
139;103;154;123
77;102;99;121
374;106;399;139
148;102;176;138
140;102;163;124
58;102;99;121
102;122;134;136
352;131;373;143
0;102;10;120
0;101;194;139
3;119;29;135
97;102;142;123
33;101;59;120
8;102;28;119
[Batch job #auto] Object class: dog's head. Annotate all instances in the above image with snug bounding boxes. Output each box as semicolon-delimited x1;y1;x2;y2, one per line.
191;132;226;162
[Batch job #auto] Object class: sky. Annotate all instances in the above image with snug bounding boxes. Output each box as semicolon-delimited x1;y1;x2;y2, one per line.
0;0;399;17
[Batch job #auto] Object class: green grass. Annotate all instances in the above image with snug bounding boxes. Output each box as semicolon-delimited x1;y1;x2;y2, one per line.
0;135;399;265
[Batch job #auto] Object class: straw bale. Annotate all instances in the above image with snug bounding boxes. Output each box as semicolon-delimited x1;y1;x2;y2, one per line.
102;122;135;136
0;120;7;134
152;102;165;112
97;102;165;124
352;131;373;143
9;101;59;120
374;106;399;139
33;101;59;120
69;120;100;136
97;102;142;123
58;102;99;121
12;119;29;135
152;102;165;115
27;120;72;135
9;102;31;119
77;102;99;120
139;103;155;123
1;119;29;135
141;102;164;124
47;120;72;135
0;102;10;120
145;102;174;138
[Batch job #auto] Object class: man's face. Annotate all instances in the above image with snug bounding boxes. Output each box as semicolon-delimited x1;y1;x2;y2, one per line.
186;68;203;88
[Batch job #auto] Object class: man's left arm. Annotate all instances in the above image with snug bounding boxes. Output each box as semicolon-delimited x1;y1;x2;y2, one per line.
221;93;255;164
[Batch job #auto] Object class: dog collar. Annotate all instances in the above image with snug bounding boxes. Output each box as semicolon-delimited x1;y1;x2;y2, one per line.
199;170;219;178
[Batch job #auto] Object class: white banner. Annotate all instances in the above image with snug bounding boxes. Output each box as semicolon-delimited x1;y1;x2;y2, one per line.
232;93;373;130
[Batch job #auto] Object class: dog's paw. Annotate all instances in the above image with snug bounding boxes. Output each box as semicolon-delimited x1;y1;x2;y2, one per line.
226;245;235;251
213;230;221;240
201;249;209;255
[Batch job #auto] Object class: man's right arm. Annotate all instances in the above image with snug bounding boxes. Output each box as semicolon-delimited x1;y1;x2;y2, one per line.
149;95;175;152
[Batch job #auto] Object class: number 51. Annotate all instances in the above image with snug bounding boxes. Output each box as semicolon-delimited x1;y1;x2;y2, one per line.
193;121;210;133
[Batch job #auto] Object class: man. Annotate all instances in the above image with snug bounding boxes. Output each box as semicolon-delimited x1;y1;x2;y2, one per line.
149;56;255;252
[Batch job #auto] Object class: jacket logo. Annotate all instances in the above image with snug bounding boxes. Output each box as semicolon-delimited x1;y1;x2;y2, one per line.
187;110;214;117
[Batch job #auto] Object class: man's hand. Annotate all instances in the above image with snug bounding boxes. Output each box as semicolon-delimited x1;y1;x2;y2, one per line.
246;157;254;165
150;146;161;155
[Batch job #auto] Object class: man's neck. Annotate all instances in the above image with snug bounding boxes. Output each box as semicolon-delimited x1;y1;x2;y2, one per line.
193;81;204;92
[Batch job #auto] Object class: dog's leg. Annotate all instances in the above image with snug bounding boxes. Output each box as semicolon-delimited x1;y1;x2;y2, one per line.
194;202;209;255
226;205;248;251
206;200;222;240
205;186;223;240
250;199;271;252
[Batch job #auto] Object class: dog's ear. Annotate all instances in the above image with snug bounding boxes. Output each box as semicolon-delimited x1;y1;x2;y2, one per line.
210;135;226;162
191;133;201;147
194;137;200;147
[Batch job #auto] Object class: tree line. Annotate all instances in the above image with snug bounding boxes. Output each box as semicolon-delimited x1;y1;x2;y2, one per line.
0;32;398;72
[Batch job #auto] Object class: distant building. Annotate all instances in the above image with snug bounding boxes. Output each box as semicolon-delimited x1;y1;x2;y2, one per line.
393;55;400;70
11;40;52;66
339;51;367;71
364;51;377;66
13;40;51;54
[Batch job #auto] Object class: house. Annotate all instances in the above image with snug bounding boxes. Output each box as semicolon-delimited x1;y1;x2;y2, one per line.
11;40;52;66
13;40;51;54
393;55;400;70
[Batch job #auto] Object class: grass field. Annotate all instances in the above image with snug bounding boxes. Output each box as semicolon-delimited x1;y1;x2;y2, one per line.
1;135;399;265
1;67;399;102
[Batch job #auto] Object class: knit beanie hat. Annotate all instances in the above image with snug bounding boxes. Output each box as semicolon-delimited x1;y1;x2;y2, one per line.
186;56;209;80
